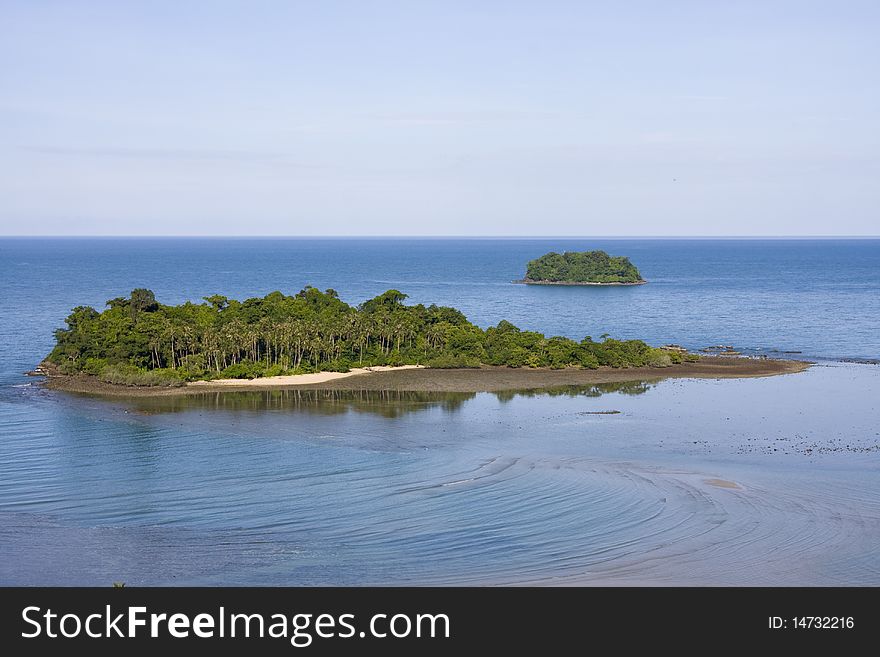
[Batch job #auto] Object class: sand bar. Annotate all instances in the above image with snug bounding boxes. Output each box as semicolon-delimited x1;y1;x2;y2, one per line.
188;365;425;387
42;357;811;397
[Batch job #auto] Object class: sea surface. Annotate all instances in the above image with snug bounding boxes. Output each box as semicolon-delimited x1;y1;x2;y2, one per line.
0;238;878;585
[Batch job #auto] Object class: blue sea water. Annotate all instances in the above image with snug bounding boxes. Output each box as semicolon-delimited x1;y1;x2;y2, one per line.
0;238;879;585
0;238;878;384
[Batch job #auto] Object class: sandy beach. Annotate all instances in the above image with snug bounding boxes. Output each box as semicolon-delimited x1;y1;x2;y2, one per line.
42;357;811;397
187;364;425;388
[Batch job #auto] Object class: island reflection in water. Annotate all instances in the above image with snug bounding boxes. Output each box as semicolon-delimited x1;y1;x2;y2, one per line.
125;380;656;418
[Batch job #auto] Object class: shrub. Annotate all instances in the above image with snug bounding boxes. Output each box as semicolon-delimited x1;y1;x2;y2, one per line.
321;360;352;373
81;357;110;375
218;361;264;379
645;349;673;367
262;364;288;377
504;347;530;368
576;351;600;369
425;355;480;369
384;354;407;367
57;360;82;375
99;364;184;387
175;365;208;381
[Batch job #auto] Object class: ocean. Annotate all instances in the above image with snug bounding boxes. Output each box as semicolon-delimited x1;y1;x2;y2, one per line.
0;238;878;585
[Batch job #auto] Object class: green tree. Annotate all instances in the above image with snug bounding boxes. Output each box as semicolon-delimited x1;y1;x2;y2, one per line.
524;250;643;284
46;286;686;385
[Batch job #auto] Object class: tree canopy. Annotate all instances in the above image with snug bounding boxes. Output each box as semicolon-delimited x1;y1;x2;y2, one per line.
524;250;644;284
47;287;688;386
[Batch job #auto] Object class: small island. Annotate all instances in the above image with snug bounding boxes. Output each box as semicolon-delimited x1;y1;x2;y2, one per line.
517;250;646;285
42;286;690;389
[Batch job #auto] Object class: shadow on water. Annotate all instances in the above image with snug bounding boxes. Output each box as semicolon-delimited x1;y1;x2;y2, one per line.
124;380;656;418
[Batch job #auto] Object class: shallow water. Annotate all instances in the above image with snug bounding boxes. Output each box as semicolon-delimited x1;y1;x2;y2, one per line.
2;362;878;585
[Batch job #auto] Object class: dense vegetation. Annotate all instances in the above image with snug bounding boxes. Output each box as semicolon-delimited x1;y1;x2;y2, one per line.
46;287;692;386
524;250;644;284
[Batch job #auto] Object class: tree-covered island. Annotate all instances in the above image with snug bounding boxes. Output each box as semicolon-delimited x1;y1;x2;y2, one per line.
519;250;646;285
44;287;692;387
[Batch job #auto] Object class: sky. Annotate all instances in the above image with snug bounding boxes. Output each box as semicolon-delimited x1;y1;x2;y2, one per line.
1;1;878;236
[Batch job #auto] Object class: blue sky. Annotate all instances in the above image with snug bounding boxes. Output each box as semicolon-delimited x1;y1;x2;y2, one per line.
1;1;878;236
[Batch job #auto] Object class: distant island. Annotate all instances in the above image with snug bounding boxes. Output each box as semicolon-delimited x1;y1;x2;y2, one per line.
518;250;646;285
42;287;689;388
